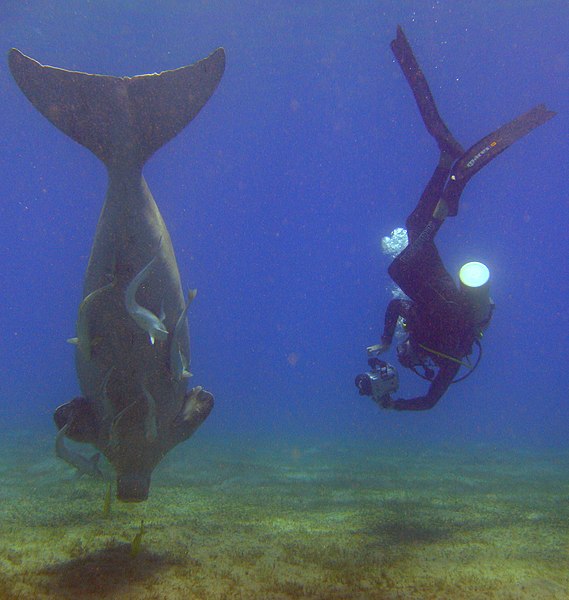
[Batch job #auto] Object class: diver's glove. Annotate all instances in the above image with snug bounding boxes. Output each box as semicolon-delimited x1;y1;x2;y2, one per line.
377;394;395;410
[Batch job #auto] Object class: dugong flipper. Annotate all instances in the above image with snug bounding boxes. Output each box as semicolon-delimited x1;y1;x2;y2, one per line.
10;47;225;501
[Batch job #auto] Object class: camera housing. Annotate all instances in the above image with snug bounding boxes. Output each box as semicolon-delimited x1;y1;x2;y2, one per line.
355;357;399;407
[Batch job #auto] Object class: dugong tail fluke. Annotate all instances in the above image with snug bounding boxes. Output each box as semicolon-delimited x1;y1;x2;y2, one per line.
10;47;224;502
8;47;225;168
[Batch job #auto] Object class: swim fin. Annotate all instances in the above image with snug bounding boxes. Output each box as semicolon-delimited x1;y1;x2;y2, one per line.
391;25;464;159
442;104;557;215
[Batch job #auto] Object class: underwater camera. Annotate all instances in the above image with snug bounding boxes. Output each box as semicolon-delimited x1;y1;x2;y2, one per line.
355;357;399;406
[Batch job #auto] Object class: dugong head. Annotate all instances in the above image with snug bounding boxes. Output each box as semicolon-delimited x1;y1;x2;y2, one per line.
54;387;214;502
113;387;214;502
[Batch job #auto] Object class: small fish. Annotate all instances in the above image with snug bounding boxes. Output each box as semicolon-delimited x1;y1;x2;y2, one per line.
102;480;112;517
67;280;115;359
130;520;146;557
107;401;138;450
169;288;197;381
125;243;168;345
55;423;104;479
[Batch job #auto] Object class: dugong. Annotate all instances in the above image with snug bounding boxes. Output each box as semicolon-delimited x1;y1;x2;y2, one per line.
9;47;225;501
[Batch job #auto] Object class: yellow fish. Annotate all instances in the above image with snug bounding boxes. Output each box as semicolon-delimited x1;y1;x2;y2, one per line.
130;520;146;557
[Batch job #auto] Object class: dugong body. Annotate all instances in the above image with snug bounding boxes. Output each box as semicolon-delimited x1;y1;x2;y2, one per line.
9;47;225;501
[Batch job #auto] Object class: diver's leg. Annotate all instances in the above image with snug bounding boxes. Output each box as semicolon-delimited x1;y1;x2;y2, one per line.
388;229;450;305
391;25;463;159
441;104;556;216
393;155;459;303
406;152;454;243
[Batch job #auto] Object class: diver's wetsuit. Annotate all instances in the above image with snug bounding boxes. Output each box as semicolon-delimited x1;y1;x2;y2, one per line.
382;153;477;410
378;26;555;411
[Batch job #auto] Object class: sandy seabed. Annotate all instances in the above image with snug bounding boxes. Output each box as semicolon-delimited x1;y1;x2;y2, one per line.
0;430;568;600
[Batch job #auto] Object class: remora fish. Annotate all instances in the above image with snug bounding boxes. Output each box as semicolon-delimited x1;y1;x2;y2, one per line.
55;423;104;480
125;248;168;345
67;279;115;359
9;47;222;501
170;288;197;381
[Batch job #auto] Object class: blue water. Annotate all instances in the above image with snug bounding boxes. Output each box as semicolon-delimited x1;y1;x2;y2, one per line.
1;2;568;457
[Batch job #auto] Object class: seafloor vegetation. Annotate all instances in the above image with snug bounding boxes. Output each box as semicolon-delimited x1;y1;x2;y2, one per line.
0;430;568;599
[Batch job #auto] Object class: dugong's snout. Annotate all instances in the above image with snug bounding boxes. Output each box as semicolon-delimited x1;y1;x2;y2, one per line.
117;473;151;502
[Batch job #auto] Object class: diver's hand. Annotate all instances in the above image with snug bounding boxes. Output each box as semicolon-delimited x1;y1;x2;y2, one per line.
367;342;390;356
378;394;394;410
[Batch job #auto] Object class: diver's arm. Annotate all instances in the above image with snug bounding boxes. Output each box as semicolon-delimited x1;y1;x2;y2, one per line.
389;360;460;411
381;299;413;344
368;298;411;354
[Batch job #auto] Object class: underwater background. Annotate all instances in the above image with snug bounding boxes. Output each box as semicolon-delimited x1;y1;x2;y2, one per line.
1;1;568;598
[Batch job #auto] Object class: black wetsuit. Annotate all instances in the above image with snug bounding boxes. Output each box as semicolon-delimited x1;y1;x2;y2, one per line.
376;26;555;411
382;155;479;411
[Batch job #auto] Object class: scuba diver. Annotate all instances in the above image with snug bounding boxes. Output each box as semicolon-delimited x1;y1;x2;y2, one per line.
355;26;555;411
